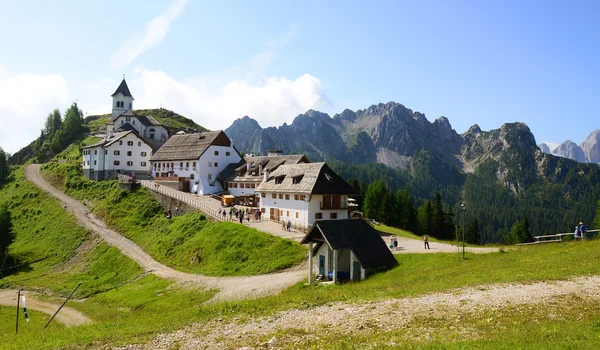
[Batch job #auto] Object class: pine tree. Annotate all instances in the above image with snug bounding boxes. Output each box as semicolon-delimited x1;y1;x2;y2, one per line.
444;204;455;240
61;103;84;146
0;148;9;183
364;180;388;222
0;203;13;258
466;218;480;245
432;192;446;238
418;200;433;236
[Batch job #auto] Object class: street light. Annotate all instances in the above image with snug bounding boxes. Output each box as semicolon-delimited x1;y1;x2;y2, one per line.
461;202;466;260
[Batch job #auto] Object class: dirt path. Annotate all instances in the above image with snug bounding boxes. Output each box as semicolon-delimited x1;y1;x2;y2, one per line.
25;164;305;302
117;275;600;349
0;289;92;327
388;235;499;254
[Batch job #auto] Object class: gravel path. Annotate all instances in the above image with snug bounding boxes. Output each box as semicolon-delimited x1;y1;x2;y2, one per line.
25;164;305;302
117;275;600;349
0;289;92;327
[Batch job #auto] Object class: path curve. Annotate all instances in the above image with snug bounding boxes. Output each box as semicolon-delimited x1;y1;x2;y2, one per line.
25;164;305;302
0;289;92;327
389;235;499;254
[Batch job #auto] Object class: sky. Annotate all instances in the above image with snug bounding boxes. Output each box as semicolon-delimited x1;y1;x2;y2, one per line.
0;0;599;153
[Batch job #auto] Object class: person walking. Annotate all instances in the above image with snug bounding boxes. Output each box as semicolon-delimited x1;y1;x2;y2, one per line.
282;220;286;230
580;221;587;240
287;219;291;231
393;236;398;251
574;225;581;240
424;234;430;249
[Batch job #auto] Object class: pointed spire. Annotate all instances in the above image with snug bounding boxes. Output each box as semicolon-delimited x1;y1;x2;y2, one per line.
111;78;133;98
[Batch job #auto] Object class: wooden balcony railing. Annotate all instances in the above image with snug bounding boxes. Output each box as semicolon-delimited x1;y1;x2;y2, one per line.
320;201;348;210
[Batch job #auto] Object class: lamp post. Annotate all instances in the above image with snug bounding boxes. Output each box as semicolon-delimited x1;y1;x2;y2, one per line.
461;202;466;260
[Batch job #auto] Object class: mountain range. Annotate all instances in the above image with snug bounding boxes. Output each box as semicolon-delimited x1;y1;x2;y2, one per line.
226;101;600;242
539;130;600;164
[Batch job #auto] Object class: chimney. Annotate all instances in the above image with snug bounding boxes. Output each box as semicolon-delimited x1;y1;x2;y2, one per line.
259;164;263;176
267;149;282;157
246;162;250;172
263;168;270;183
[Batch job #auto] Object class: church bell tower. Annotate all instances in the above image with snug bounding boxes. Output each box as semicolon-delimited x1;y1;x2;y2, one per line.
111;77;134;121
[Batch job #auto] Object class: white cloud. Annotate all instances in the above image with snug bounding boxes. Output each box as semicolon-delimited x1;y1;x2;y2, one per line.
0;69;69;153
129;67;325;130
110;0;188;70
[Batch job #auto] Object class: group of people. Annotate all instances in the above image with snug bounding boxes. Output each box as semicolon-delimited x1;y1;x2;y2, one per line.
282;219;292;231
389;236;398;250
574;221;587;240
218;207;262;224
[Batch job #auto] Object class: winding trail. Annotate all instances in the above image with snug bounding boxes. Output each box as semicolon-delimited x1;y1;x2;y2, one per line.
0;289;92;327
25;164;305;302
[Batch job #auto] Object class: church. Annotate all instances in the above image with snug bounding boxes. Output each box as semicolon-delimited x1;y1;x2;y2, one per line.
81;78;166;180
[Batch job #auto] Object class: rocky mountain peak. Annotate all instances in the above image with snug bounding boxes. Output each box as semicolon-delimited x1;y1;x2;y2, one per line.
580;129;600;163
554;140;587;162
467;124;482;134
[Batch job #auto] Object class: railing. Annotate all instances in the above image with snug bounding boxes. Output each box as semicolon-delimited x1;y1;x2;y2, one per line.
320;201;348;210
153;176;179;181
139;180;223;222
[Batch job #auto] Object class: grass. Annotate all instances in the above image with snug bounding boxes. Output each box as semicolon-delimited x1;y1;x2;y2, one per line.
40;156;306;276
84;108;207;134
0;306;59;338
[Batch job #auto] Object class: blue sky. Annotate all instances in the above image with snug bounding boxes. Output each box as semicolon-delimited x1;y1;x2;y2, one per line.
0;0;598;153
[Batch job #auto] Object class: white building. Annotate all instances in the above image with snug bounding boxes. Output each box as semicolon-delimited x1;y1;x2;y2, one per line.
150;131;242;195
255;162;357;229
110;79;169;149
227;152;309;205
82;131;153;180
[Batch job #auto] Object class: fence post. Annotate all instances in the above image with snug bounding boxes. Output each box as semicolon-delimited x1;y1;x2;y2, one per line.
43;282;82;330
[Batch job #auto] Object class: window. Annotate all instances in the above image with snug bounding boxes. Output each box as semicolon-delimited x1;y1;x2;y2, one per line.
94;160;97;165
125;116;131;122
153;163;156;169
94;150;97;155
275;176;285;184
251;184;255;188
119;141;123;145
226;151;230;156
127;161;133;166
129;102;132;109
127;141;133;146
114;161;120;166
214;162;218;167
132;120;136;125
138;142;141;146
286;211;289;217
278;194;283;199
127;151;132;156
105;150;108;155
214;151;219;156
261;208;265;213
186;162;189;168
315;213;323;220
141;152;147;157
292;175;303;184
171;163;174;169
261;193;266;198
121;120;124;125
208;174;212;180
190;174;195;180
330;213;338;219
86;161;89;165
208;162;212;167
296;212;299;219
180;162;183;169
233;183;238;188
285;194;290;200
272;194;276;199
192;162;196;167
294;195;299;200
114;150;120;155
141;162;147;167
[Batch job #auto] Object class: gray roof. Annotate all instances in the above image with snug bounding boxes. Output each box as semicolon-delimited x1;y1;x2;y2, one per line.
230;154;308;182
255;162;357;195
150;131;228;161
111;79;133;98
116;110;162;127
301;219;398;270
81;131;151;149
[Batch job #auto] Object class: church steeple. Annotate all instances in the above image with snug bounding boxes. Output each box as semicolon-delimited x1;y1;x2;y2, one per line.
111;78;134;121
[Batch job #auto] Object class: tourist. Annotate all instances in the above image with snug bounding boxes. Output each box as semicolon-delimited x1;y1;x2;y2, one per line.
574;225;581;240
424;234;430;249
287;219;291;231
282;220;286;230
393;236;398;251
580;221;587;240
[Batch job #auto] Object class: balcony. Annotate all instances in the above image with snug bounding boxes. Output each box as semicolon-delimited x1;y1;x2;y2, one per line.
320;201;348;210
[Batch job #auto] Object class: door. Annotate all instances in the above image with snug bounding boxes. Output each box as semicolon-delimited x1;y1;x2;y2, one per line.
319;255;325;276
352;261;361;281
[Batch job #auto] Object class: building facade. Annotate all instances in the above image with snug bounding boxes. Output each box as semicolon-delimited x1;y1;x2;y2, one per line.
150;131;242;195
82;131;153;180
255;162;357;228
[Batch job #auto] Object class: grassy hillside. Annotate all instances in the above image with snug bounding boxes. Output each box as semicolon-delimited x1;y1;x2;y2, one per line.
40;143;306;276
85;108;208;134
0;167;141;297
